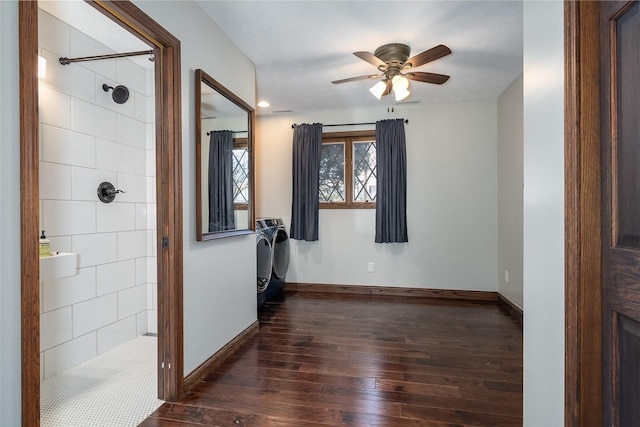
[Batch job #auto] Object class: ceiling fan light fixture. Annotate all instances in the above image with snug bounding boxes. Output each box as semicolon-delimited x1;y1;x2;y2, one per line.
369;80;387;100
394;87;410;101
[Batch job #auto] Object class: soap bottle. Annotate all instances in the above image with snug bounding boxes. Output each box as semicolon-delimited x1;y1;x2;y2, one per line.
39;230;51;257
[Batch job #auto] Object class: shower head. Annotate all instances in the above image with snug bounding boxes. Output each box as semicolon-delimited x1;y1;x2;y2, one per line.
102;83;130;104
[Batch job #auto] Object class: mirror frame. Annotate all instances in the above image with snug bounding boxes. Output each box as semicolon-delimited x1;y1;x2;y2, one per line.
195;69;255;241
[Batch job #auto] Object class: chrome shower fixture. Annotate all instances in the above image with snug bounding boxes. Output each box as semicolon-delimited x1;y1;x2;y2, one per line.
102;83;130;104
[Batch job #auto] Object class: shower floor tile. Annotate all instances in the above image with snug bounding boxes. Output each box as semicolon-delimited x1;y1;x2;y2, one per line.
41;336;163;427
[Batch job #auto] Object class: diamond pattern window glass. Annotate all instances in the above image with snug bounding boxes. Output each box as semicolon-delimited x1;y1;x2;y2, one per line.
319;131;376;209
232;147;249;204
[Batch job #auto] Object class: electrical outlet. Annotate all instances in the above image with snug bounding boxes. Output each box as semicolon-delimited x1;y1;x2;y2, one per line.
504;270;509;283
367;262;374;273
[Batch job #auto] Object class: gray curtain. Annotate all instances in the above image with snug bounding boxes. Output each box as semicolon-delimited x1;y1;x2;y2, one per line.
290;123;323;241
375;119;408;243
208;130;235;232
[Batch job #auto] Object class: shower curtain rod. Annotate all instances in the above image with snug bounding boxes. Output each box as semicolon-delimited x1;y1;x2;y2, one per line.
206;130;247;136
291;119;408;129
59;49;154;65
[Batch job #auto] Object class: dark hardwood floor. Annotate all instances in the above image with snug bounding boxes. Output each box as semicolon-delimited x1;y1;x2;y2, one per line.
141;291;523;426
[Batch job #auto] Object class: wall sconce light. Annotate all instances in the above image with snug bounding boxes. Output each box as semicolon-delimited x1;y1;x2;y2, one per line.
38;55;46;79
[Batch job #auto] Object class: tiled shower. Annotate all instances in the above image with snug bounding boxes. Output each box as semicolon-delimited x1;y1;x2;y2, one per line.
38;7;157;380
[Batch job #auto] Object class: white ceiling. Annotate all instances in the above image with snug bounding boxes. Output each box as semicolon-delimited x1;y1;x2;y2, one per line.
41;1;523;116
196;1;523;115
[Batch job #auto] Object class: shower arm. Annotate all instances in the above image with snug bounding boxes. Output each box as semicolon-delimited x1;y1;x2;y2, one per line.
59;49;154;65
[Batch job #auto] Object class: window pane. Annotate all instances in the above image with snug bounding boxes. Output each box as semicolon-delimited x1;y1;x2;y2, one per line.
232;148;249;203
353;141;376;202
319;143;345;202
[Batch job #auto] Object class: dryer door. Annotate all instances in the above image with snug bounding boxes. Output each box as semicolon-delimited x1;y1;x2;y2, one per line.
271;227;290;280
256;233;272;293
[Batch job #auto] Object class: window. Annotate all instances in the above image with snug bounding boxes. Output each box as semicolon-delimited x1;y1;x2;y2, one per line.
319;131;376;209
233;139;249;209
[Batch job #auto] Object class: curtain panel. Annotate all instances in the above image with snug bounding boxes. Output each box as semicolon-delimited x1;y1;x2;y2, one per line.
290;123;323;241
208;130;236;232
375;119;408;243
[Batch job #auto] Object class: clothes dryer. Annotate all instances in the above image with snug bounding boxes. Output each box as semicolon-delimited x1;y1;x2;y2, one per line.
255;217;290;308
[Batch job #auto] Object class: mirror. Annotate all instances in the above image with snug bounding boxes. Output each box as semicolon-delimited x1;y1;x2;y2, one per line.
196;69;255;241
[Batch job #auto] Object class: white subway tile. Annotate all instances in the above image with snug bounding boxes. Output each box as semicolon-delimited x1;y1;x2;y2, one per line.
42;125;96;168
147;257;157;284
96;260;135;296
136;312;148;336
72;233;117;268
135;257;147;286
42;266;96;312
118;284;147;320
96;139;144;175
40;162;72;200
146;283;153;310
146;203;157;230
72;167;117;201
146;177;156;203
40;352;44;381
134;92;146;122
151;280;157;311
146;123;155;150
146;149;156;178
39;84;71;129
40;306;72;352
145;68;155;97
70;27;117;81
43;333;96;379
38;9;70;57
42;200;95;237
146;96;155;123
97;316;136;354
135;203;147;230
72;293;118;337
117;114;146;149
147;311;157;335
117;230;147;261
97;202;136;233
40;48;96;104
146;230;156;258
71;99;117;140
116;173;146;203
116;58;147;95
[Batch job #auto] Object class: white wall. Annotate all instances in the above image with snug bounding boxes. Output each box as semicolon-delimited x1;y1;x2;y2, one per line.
133;0;257;375
256;101;498;291
0;1;21;424
37;8;157;379
523;1;564;425
497;74;523;308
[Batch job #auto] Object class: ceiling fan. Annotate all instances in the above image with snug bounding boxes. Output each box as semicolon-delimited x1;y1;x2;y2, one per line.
331;43;452;101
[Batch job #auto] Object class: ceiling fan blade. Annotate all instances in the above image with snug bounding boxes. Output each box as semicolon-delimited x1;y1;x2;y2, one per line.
331;74;381;84
405;44;452;69
353;51;386;68
406;72;450;85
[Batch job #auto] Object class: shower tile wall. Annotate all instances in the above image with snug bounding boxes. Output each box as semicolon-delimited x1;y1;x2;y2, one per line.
38;9;157;380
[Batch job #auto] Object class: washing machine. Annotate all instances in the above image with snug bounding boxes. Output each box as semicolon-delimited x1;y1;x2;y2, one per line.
255;217;290;308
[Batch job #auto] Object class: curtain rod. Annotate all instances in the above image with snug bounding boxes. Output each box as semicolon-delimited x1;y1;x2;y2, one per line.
59;50;154;65
291;119;408;129
206;130;247;136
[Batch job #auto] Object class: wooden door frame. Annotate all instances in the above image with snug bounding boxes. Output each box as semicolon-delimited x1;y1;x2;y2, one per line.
19;1;184;424
564;1;603;425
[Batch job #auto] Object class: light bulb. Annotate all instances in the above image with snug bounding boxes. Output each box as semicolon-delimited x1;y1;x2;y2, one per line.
369;81;387;100
391;75;410;101
394;87;410;101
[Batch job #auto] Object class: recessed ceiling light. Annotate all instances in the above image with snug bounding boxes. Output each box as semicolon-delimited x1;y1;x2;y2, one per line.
257;100;270;108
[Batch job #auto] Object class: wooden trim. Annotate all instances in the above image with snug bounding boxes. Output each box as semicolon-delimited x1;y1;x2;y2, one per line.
20;1;184;421
183;321;259;394
497;293;523;327
564;1;603;425
286;282;498;302
19;2;40;425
